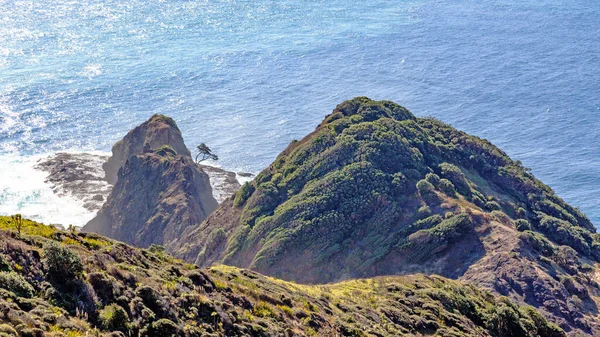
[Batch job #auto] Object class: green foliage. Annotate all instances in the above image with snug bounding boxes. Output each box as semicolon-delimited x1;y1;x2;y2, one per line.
438;178;457;196
485;201;502;211
253;301;275;318
537;216;593;257
0;271;34;298
148;244;165;254
0;218;568;337
438;163;471;197
407;214;473;260
416;179;435;195
519;231;555;257
234;182;255;207
514;219;531;231
201;97;595;288
99;304;129;332
147;319;180;336
425;172;440;185
42;242;83;285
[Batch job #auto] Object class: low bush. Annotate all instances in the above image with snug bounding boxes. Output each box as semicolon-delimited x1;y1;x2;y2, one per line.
42;242;83;285
99;304;129;332
0;271;34;298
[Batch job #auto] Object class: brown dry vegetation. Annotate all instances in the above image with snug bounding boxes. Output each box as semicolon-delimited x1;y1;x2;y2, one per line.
0;217;564;337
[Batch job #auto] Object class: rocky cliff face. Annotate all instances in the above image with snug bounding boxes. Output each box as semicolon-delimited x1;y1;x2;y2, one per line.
83;114;218;251
174;97;600;335
84;146;218;250
103;114;191;185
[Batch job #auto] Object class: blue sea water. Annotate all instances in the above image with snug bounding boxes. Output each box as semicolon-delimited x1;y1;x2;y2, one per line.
0;0;598;226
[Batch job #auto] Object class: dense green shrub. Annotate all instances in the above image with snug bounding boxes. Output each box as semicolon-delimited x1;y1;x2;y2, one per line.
485;201;502;211
0;271;34;298
88;272;117;304
438;178;456;196
147;319;180;336
438;163;471;197
416;179;435;195
537;216;592;257
425;173;440;185
0;254;10;272
514;219;531;232
100;304;129;332
417;205;431;218
234;182;256;207
555;246;579;274
519;231;555;257
42;242;83;285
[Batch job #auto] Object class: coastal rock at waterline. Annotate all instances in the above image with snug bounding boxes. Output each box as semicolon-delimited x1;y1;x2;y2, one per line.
103;114;191;185
198;164;243;203
35;152;111;212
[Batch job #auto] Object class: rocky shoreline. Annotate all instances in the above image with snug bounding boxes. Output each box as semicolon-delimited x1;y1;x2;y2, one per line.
35;152;251;212
35;152;112;212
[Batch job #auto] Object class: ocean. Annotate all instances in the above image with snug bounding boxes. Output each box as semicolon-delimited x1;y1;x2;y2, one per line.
0;0;598;226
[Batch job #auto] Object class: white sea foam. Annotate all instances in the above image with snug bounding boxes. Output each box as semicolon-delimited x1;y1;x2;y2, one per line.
0;153;97;227
81;64;103;78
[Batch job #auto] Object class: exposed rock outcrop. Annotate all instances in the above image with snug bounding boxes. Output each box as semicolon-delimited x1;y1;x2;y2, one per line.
198;164;242;203
83;114;219;251
84;146;218;249
103;114;191;185
35;152;112;212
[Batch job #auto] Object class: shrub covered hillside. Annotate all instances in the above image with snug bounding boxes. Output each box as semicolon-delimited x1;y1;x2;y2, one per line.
174;97;600;334
0;217;565;337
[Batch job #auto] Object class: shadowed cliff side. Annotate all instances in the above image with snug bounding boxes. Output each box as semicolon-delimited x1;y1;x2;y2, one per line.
84;146;218;250
83;114;218;252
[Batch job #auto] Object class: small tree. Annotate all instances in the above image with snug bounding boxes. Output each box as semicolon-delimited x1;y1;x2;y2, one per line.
11;214;23;236
195;143;218;163
43;242;83;285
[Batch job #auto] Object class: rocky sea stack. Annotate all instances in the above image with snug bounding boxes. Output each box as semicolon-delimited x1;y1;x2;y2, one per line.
83;114;218;251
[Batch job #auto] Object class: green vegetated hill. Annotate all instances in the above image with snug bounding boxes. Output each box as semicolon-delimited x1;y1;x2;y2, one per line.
173;97;600;334
0;217;565;337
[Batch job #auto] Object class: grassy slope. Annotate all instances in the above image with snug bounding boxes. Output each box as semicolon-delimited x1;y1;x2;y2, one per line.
0;216;564;337
174;97;600;334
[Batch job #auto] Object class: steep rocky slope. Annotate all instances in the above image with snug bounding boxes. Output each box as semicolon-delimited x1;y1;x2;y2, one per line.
0;216;565;337
84;146;217;250
103;114;191;185
83;114;219;251
175;97;600;334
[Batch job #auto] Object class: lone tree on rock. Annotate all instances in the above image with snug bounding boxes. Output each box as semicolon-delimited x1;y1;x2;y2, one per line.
196;143;218;163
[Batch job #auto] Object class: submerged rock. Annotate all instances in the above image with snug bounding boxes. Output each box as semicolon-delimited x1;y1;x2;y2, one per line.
35;152;111;212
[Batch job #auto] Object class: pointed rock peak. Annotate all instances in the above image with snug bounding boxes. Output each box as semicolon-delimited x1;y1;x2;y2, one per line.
103;114;191;184
84;148;218;250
